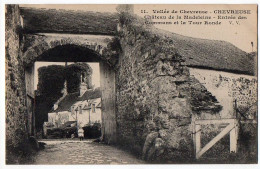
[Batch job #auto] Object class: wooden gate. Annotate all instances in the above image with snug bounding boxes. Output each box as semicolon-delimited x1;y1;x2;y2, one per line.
192;119;239;159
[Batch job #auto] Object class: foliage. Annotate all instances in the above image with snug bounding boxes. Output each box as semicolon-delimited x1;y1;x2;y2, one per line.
36;65;66;131
65;63;93;93
37;65;66;98
37;63;93;96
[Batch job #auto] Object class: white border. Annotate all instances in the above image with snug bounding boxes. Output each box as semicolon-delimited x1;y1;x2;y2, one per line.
1;0;260;4
1;1;259;169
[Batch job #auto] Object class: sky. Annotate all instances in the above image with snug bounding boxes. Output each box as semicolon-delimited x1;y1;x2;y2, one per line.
19;4;257;52
134;4;257;53
34;62;100;90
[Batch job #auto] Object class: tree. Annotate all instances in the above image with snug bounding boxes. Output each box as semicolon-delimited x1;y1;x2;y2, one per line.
36;65;66;131
35;63;94;132
37;65;66;99
65;62;93;93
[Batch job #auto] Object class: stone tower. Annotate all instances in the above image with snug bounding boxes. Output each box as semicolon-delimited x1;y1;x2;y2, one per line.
80;73;88;96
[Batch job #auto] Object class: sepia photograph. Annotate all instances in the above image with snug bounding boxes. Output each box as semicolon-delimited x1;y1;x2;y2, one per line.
4;3;258;166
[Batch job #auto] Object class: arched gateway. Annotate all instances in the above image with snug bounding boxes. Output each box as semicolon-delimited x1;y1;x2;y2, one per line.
22;33;118;144
6;5;257;163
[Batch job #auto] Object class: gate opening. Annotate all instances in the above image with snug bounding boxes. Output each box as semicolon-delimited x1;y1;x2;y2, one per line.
24;43;116;143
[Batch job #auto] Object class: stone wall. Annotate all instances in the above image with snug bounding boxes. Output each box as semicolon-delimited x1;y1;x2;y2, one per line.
115;12;221;162
190;68;257;119
189;68;257;161
22;34;116;67
5;5;29;163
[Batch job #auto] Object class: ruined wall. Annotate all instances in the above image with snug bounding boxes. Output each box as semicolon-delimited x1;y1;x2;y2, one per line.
115;12;221;162
5;5;29;162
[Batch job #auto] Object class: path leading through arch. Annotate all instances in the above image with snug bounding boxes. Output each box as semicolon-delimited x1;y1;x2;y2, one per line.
32;139;145;164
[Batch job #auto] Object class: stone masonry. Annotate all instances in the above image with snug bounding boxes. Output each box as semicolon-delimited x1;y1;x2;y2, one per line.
6;5;256;163
115;11;222;162
5;5;30;163
5;5;222;163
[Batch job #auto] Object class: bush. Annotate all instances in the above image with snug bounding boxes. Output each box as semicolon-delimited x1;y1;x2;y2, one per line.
83;123;101;138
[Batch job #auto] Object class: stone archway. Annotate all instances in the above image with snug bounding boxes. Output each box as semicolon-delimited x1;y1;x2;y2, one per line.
22;33;117;66
22;33;118;144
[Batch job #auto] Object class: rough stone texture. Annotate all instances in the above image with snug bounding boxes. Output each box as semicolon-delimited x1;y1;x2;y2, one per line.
189;68;257;160
5;5;30;163
5;4;26;146
22;34;117;67
190;68;257;119
115;12;222;162
32;140;145;164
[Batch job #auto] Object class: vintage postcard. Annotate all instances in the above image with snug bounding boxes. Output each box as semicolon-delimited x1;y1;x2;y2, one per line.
4;4;258;166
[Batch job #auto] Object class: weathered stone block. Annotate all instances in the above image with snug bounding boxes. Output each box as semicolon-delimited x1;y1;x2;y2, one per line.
49;40;61;48
153;114;170;129
159;129;168;139
159;98;191;118
155;137;165;148
165;130;182;149
159;92;179;102
172;75;189;82
156;60;178;76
